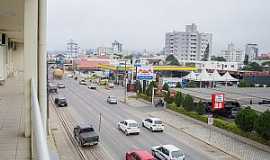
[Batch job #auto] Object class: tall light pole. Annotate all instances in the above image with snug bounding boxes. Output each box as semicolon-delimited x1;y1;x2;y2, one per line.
124;60;127;103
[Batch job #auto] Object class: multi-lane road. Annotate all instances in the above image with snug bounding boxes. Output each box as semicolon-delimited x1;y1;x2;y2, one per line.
52;77;236;160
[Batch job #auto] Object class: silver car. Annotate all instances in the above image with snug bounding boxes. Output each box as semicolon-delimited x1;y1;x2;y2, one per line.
152;144;185;160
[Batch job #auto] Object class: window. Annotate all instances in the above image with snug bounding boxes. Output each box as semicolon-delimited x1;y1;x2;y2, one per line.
162;148;170;156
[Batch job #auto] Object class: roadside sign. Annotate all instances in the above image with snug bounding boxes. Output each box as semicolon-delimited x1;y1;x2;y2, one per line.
212;93;224;110
136;66;153;80
208;114;214;125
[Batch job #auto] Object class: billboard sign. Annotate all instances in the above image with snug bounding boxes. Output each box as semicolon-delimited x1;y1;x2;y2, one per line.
137;66;153;80
212;93;225;110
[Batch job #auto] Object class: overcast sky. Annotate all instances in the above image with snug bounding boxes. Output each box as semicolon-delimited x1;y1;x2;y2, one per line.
48;0;270;55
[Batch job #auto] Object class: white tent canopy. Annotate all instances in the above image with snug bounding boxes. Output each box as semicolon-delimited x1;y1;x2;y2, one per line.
210;70;224;81
182;71;198;80
222;72;239;81
194;69;213;81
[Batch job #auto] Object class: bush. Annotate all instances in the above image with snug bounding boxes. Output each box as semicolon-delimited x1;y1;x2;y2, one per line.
175;92;183;107
195;100;205;115
146;81;154;97
255;110;270;140
163;83;169;91
239;80;252;88
182;94;194;111
176;82;181;88
235;107;258;132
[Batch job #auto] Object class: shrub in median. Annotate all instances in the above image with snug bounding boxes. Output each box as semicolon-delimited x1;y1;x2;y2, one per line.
195;100;205;115
255;110;270;140
182;94;194;111
175;92;183;107
235;107;258;132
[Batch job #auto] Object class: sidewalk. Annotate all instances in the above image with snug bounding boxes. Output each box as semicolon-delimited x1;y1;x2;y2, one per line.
150;110;270;160
0;77;30;160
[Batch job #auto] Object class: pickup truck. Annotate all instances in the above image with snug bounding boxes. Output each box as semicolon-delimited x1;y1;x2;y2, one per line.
73;124;99;147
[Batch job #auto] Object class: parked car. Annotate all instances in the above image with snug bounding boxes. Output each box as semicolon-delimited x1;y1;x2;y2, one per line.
126;150;155;160
88;84;97;90
258;100;270;105
142;117;164;132
54;97;68;107
48;83;57;93
67;74;73;78
73;124;99;147
151;145;185;160
57;82;65;88
108;82;115;88
107;96;117;104
79;79;87;85
118;120;140;136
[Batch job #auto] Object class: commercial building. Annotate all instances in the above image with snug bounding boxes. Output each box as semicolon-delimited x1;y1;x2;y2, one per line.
165;23;212;61
66;39;79;58
245;44;259;61
222;43;244;62
97;47;112;56
112;40;123;53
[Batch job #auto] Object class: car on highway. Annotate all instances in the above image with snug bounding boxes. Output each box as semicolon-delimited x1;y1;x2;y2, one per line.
258;100;270;105
79;79;87;85
48;83;58;93
57;82;65;88
108;82;115;88
107;96;117;104
54;97;68;107
142;117;164;132
151;144;185;160
118;120;140;136
126;150;155;160
88;84;97;90
73;124;99;147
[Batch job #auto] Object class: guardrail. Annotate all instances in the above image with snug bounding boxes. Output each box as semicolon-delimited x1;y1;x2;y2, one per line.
31;79;51;160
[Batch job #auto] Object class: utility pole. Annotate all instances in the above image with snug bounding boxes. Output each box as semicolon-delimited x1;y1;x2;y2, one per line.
124;60;127;103
152;86;155;106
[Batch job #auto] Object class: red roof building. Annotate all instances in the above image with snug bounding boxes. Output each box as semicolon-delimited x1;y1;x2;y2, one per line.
77;58;110;70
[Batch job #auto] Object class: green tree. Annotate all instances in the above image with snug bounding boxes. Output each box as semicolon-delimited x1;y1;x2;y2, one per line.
211;56;226;61
182;95;194;111
255;110;270;140
176;82;181;88
238;80;251;88
195;100;205;115
235;107;258;132
165;54;180;65
136;80;142;93
243;55;249;65
163;83;169;91
242;62;263;71
175;92;183;107
146;81;155;97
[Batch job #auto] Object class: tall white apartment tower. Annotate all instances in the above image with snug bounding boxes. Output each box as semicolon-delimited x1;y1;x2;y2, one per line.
165;23;212;61
66;39;79;58
245;43;259;61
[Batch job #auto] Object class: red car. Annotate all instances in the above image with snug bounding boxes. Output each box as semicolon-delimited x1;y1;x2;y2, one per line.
126;150;155;160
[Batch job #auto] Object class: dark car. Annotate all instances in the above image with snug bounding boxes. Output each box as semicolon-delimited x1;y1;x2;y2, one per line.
73;124;99;147
258;100;270;105
54;97;68;107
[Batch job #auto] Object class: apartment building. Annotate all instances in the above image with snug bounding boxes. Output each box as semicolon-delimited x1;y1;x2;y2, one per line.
165;23;212;61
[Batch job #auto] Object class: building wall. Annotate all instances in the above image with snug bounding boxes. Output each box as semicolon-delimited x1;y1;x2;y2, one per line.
222;43;244;62
165;24;212;61
245;44;258;61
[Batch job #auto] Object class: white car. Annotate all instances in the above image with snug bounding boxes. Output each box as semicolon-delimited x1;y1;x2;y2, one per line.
108;82;114;88
142;117;164;132
107;96;117;104
118;120;140;136
151;144;185;160
79;80;87;85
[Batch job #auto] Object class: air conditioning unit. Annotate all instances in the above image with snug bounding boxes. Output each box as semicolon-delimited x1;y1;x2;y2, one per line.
0;33;7;45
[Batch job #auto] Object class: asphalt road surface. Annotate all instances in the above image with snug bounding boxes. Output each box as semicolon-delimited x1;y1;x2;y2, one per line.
53;77;235;160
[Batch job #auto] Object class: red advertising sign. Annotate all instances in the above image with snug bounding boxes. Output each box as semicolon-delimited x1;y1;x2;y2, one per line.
212;93;225;110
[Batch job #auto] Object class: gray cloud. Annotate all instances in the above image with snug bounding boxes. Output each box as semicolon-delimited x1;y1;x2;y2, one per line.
48;0;270;54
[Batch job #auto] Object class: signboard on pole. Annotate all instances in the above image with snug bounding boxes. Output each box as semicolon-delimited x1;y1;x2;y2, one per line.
211;93;225;110
137;66;153;80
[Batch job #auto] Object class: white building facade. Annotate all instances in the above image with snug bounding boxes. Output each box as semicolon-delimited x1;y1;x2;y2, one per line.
165;23;212;61
222;43;244;62
245;43;259;61
112;40;123;53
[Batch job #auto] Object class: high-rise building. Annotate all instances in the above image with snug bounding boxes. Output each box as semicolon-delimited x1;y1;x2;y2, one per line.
66;39;79;58
222;43;244;62
245;44;259;61
112;40;123;53
165;23;212;61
